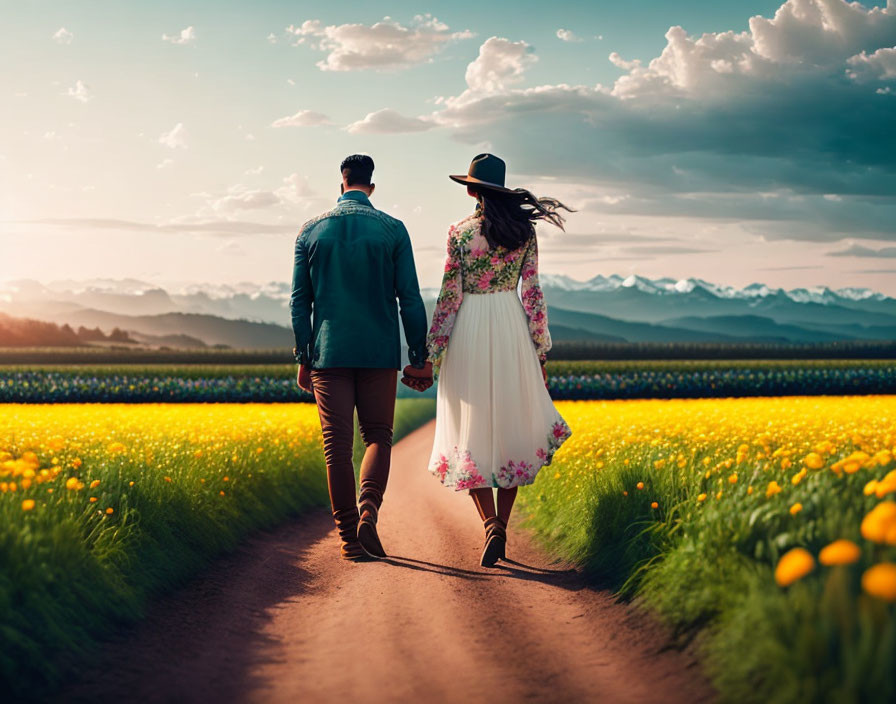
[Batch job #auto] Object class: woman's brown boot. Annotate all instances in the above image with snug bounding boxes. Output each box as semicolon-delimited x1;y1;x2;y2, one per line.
495;516;508;560
481;516;506;567
357;479;387;558
333;507;366;561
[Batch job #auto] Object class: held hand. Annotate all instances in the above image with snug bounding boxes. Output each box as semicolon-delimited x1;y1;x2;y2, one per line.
401;377;430;392
401;362;433;392
297;364;313;393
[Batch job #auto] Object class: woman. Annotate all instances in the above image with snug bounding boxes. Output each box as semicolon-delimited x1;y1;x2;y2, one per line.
424;153;573;567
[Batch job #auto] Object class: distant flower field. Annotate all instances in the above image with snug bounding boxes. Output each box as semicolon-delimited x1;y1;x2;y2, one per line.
546;359;896;399
521;396;896;704
0;368;310;403
0;359;893;402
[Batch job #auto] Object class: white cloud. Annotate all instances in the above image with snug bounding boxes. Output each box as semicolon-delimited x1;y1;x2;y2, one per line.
53;27;73;45
749;0;895;65
158;123;187;149
274;172;315;203
270;109;332;127
245;165;264;175
556;29;583;43
847;46;896;80
433;82;608;131
162;26;196;45
345;108;433;134
608;0;896;100
464;37;538;93
267;33;278;44
196;173;318;219
827;243;896;257
35;216;295;236
209;187;280;214
65;80;92;103
286;14;474;71
156;158;174;170
608;52;641;71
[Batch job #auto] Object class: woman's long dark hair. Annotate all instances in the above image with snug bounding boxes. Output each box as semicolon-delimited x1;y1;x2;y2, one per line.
472;186;574;250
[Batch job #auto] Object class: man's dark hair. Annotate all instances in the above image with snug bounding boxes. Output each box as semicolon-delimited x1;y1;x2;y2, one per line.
340;154;374;187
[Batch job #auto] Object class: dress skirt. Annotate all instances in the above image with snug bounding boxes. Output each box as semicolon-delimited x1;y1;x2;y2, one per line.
428;289;572;491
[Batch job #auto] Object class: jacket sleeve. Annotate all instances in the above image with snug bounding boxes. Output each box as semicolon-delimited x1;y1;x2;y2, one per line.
426;226;463;381
519;233;552;363
289;231;313;365
393;223;429;368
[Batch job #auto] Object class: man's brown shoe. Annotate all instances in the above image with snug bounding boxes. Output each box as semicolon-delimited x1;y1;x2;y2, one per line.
333;507;367;561
357;479;387;558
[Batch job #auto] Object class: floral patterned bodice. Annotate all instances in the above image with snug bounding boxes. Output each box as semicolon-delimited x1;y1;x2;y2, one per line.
426;213;552;379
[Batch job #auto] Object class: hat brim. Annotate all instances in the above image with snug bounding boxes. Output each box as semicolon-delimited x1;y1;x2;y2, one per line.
449;174;517;193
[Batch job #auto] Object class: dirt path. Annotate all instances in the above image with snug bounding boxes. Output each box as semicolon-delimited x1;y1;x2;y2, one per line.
58;421;713;704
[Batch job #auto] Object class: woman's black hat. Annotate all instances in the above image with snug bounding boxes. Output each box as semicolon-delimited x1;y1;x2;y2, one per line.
449;153;516;193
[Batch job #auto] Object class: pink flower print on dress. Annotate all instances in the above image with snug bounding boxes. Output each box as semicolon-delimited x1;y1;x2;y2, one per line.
435;455;449;481
453;449;487;490
459;450;478;474
478;271;492;290
496;462;515;487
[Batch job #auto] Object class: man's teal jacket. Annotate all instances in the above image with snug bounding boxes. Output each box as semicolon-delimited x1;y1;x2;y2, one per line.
289;190;428;370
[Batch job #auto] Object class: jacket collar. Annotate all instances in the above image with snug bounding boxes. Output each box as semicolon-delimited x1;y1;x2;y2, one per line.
337;190;373;207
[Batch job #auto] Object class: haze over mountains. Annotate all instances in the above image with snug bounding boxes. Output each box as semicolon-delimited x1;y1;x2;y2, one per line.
1;275;893;349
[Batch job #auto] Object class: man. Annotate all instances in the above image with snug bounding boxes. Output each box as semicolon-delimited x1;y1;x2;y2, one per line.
290;154;433;561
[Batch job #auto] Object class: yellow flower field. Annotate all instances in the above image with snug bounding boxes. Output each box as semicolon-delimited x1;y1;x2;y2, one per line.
521;395;896;703
0;403;323;511
0;402;329;698
0;398;437;700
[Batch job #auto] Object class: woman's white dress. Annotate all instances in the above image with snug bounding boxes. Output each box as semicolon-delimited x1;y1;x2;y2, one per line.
425;213;572;491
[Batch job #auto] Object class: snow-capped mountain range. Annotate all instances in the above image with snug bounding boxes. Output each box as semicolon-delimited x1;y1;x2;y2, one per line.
2;274;890;310
1;274;894;348
536;274;891;305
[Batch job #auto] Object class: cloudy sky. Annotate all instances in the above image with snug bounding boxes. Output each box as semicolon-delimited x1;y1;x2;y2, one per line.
2;0;896;293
